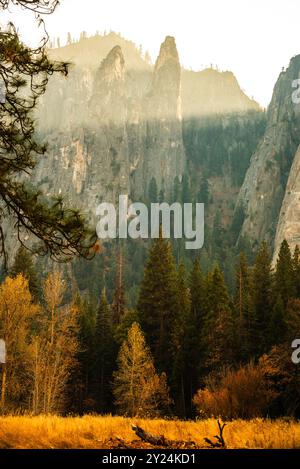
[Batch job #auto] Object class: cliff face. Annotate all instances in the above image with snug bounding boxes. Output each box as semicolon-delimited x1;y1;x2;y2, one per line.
273;144;300;262
34;35;186;224
236;55;300;251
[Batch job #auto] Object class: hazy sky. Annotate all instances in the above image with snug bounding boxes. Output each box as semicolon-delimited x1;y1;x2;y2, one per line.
1;0;300;107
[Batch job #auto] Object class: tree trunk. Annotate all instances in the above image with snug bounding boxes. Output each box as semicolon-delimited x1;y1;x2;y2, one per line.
1;363;7;411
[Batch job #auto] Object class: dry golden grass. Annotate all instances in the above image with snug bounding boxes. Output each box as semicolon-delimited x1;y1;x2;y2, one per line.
0;415;299;449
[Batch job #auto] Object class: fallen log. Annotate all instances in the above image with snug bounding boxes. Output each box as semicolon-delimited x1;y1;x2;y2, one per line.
132;425;168;446
131;424;197;449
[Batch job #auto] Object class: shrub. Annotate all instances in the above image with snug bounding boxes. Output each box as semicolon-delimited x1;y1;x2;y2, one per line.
193;362;276;419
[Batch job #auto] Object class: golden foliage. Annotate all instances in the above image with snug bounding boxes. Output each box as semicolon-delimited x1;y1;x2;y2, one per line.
0;272;79;415
30;272;79;414
193;362;276;419
113;322;172;417
0;275;38;409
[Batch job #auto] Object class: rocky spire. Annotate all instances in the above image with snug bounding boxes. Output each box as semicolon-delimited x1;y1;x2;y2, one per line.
91;45;126;122
154;36;180;75
148;36;181;119
97;45;125;85
140;36;185;197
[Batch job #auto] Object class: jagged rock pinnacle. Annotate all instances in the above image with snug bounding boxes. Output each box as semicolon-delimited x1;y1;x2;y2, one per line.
91;45;126;121
149;36;181;118
97;45;125;84
154;36;180;73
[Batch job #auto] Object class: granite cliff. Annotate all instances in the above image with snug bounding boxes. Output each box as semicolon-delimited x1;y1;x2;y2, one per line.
33;33;260;226
236;55;300;260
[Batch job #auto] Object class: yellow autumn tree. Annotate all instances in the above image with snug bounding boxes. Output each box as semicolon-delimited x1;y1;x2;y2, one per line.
113;322;172;417
0;275;38;412
30;271;79;414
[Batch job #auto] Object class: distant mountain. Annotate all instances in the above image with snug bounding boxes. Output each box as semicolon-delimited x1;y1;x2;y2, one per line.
47;32;260;120
49;32;151;71
182;68;259;117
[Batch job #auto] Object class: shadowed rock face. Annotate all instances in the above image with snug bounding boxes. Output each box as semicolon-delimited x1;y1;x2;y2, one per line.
273;144;300;264
236;55;300;253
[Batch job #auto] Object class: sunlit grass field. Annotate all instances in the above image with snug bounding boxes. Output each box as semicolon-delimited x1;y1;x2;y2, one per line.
0;415;299;449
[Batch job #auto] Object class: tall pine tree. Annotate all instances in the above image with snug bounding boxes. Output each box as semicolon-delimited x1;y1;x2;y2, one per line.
234;253;255;362
293;245;300;297
171;263;192;417
188;257;206;388
275;240;295;307
190;257;206;331
94;289;116;412
138;233;178;374
252;241;273;356
204;266;235;373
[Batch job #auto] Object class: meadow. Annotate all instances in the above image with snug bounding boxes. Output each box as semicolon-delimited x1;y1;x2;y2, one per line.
0;415;299;449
